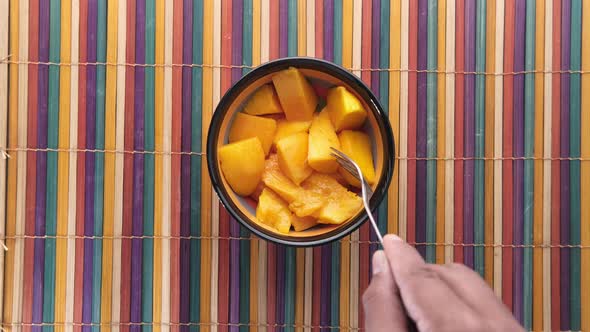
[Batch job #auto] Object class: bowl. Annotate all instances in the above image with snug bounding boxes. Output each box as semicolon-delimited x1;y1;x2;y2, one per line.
207;57;395;247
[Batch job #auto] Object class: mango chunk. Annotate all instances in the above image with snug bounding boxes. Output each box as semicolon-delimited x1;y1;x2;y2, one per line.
291;215;318;232
262;154;301;203
272;67;318;121
276;132;313;185
326;86;367;131
256;188;292;234
228;112;277;156
273;119;312;146
300;173;362;224
308;110;340;173
218;137;265;196
243;84;284;116
338;130;376;187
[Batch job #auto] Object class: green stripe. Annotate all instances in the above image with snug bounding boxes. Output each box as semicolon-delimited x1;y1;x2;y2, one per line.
522;0;535;328
425;0;438;263
190;1;204;331
284;3;298;331
43;0;61;330
377;0;390;236
143;1;156;331
569;0;582;329
239;1;253;331
474;0;487;277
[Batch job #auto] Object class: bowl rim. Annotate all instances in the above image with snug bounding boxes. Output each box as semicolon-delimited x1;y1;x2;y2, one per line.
207;56;395;247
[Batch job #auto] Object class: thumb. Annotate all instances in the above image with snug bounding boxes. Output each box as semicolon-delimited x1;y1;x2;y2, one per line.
362;250;409;332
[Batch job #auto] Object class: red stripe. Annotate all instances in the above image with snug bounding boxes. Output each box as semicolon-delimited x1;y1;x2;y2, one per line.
550;0;561;328
74;2;89;332
311;247;321;332
23;1;40;331
170;0;183;330
314;0;323;59
502;0;515;312
454;0;465;263
406;0;418;244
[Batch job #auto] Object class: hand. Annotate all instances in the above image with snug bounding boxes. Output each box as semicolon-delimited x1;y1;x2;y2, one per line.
362;235;525;332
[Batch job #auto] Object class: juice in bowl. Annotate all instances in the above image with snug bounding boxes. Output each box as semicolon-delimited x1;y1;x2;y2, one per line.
207;57;394;247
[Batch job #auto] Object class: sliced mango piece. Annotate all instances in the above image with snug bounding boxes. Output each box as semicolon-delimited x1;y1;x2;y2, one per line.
243;84;284;116
273;119;312;146
218;137;265;196
338;130;376;187
326;86;367;131
301;173;362;224
272;67;318;121
291;215;318;232
276;132;313;185
262;154;301;203
256;188;292;234
308;110;340;173
228;112;277;156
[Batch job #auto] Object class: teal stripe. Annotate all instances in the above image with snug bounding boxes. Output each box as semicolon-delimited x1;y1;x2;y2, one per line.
474;0;487;277
190;0;204;331
284;3;298;331
569;0;582;328
425;0;438;263
43;0;61;331
522;0;535;328
239;1;253;331
143;1;156;331
377;0;390;236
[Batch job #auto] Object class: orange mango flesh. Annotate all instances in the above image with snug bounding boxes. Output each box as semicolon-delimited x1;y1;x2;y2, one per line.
256;188;293;234
276;131;313;185
242;84;284;116
228;112;277;156
308;110;340;173
338;130;376;187
272;67;318;121
273;119;312;146
326;86;367;131
218;137;266;196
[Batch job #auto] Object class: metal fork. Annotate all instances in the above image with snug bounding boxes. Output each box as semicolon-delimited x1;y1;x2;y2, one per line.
330;147;383;245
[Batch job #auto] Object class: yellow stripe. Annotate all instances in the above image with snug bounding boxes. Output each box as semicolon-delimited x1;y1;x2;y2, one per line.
153;0;165;330
0;0;8;322
297;0;306;57
388;0;401;236
201;1;213;331
484;0;496;286
580;1;590;330
4;0;19;328
533;0;545;330
435;0;446;265
55;0;72;330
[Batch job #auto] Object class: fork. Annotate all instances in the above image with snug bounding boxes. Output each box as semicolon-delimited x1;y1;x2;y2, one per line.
330;147;383;245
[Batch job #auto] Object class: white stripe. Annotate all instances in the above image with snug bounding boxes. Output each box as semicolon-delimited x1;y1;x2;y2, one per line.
0;0;9;320
13;0;29;327
444;0;456;263
542;0;552;329
210;0;222;330
66;1;81;330
398;0;409;238
161;1;173;332
493;0;505;298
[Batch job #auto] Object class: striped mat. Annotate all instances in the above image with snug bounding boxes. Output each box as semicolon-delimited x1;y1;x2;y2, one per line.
1;0;590;331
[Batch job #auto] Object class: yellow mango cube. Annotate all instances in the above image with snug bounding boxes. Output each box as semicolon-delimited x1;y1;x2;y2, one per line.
218;137;265;196
262;154;301;203
243;84;284;116
308;110;341;173
300;173;362;224
276;132;313;185
291;215;318;232
338;130;376;187
272;67;318;121
273;119;312;146
326;86;367;131
228;112;277;156
256;188;292;234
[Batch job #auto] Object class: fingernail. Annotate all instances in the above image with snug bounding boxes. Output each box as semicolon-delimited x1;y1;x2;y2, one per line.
372;250;387;275
384;234;403;242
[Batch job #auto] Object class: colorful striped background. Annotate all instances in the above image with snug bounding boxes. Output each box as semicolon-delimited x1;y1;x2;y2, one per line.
1;0;590;331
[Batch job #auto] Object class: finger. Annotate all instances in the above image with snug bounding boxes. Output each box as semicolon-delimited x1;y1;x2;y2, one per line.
382;235;477;332
362;250;409;332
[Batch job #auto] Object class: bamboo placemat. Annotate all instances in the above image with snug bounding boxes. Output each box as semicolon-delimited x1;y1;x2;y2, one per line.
1;0;590;331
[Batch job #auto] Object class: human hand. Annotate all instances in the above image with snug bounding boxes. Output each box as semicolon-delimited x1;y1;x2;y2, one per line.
362;235;525;332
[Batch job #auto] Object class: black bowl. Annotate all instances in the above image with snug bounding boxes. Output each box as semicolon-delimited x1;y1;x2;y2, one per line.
207;57;395;247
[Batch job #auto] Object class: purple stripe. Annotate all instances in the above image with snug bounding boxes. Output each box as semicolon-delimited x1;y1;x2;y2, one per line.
231;0;243;82
82;2;98;331
463;0;476;269
323;0;334;62
371;0;381;95
320;244;331;332
179;0;193;330
279;0;288;58
560;1;571;329
130;1;146;331
415;0;428;258
512;0;526;323
33;1;50;330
